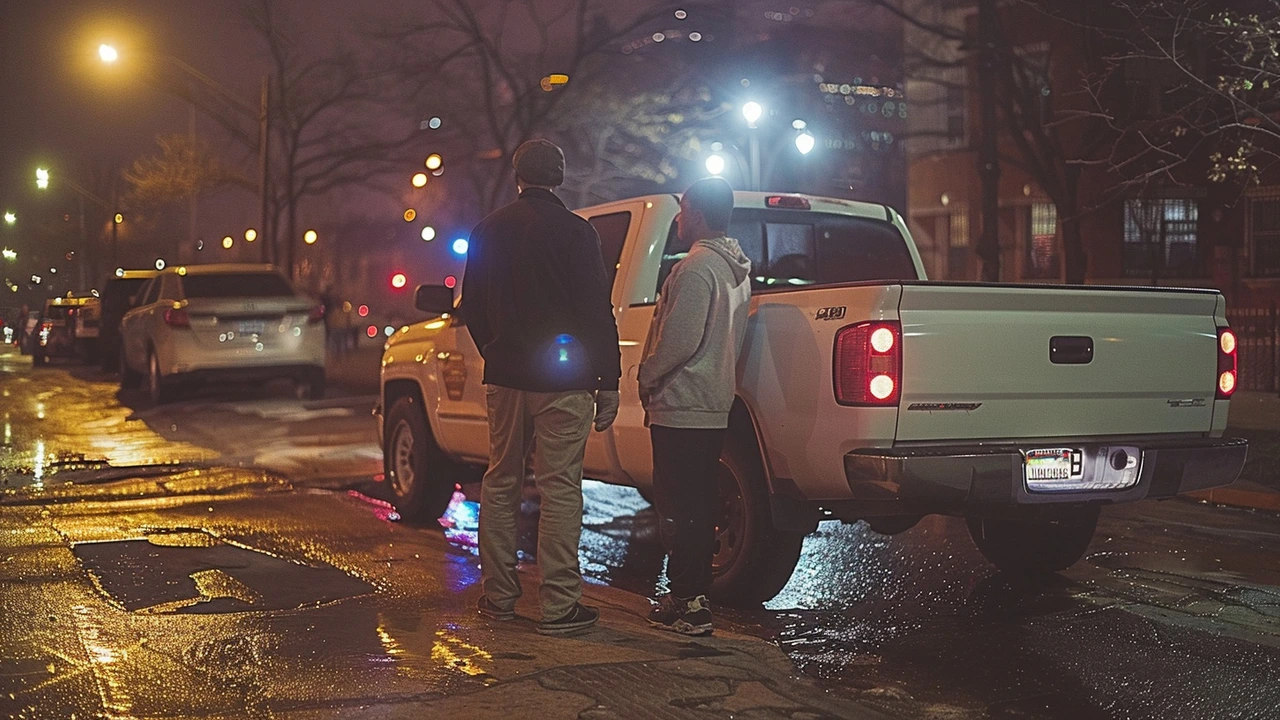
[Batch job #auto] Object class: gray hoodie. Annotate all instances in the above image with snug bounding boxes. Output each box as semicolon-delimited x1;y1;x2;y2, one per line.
638;236;752;428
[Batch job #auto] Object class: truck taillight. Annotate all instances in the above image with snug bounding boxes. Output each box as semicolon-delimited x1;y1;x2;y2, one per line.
834;321;901;406
1217;327;1237;399
164;308;190;328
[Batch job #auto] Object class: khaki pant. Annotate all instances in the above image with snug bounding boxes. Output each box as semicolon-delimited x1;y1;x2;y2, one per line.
479;384;594;621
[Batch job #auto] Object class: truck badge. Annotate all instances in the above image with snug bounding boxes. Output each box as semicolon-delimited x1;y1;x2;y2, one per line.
815;306;846;321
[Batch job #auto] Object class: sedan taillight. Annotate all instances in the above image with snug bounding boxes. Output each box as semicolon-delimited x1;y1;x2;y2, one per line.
1217;327;1237;399
834;321;902;406
164;308;190;328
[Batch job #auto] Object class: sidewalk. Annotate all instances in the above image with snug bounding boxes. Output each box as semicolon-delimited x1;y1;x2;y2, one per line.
1185;391;1280;512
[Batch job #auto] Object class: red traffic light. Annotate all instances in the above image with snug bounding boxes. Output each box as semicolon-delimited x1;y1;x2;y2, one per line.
390;272;408;289
444;275;457;289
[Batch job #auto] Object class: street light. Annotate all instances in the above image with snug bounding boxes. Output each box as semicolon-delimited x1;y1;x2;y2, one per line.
35;168;49;190
3;212;13;225
100;44;270;264
705;154;726;176
742;101;763;127
795;130;815;155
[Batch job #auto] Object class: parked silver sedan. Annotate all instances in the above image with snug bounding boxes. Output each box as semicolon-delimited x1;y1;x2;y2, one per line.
118;264;326;403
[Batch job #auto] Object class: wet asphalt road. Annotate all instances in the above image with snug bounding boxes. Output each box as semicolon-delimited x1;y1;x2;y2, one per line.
2;346;1280;718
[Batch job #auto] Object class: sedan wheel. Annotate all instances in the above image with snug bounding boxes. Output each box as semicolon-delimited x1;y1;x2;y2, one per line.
148;351;175;404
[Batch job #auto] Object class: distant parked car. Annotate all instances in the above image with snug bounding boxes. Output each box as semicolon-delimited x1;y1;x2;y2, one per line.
33;296;96;366
98;269;160;371
118;264;326;403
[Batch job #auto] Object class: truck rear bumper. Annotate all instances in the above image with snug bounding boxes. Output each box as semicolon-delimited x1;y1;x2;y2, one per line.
843;437;1248;507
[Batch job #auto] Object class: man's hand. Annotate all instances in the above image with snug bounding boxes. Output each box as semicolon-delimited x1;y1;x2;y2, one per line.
594;390;620;432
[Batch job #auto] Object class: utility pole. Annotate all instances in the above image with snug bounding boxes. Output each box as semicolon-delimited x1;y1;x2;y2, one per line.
976;0;1002;282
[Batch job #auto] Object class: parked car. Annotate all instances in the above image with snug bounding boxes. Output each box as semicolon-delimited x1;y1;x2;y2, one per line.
32;296;95;366
376;190;1248;605
98;269;160;371
118;263;326;403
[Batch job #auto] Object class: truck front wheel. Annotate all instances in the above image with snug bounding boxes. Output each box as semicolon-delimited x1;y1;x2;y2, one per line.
385;396;462;523
966;506;1100;575
710;435;805;607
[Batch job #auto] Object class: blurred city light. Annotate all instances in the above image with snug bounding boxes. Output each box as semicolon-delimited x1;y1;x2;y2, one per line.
115;267;124;277
425;154;443;170
429;117;442;129
384;326;395;337
421;225;436;242
114;213;123;224
98;44;119;63
705;154;726;176
792;118;807;130
412;173;428;188
3;212;13;225
2;248;16;261
795;130;816;155
391;272;408;289
358;304;369;317
222;236;234;249
404;208;416;222
444;275;457;289
245;228;258;242
742;101;763;127
35;168;49;190
451;238;469;256
155;259;166;270
304;229;317;245
366;325;378;338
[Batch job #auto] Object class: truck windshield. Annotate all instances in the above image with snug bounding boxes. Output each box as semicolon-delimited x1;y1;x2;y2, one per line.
660;208;918;293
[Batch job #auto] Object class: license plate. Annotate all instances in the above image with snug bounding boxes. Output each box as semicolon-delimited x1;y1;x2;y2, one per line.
1024;448;1084;482
238;321;266;334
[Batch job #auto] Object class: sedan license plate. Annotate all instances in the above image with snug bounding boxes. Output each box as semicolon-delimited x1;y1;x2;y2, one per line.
1024;448;1083;483
237;320;266;334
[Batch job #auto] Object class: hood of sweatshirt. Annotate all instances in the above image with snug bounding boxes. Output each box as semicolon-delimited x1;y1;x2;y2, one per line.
695;236;752;286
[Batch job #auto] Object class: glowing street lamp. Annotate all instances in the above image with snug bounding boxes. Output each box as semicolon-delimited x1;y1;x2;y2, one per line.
741;101;763;127
705;154;726;176
795;130;815;155
304;229;317;245
2;248;16;261
3;212;14;225
99;44;119;64
35;168;49;190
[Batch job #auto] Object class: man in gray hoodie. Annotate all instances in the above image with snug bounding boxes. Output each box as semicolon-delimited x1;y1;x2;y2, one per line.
639;177;751;636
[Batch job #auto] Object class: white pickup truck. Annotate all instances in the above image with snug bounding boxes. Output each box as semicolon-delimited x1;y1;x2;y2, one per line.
377;191;1247;605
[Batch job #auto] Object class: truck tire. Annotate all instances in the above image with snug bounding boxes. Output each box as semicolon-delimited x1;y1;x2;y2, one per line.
384;396;463;523
710;434;805;607
966;506;1100;575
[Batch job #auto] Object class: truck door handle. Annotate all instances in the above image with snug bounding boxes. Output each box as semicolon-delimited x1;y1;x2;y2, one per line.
1050;336;1093;365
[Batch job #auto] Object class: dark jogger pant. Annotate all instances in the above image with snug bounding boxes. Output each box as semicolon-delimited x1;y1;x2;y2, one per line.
649;424;728;599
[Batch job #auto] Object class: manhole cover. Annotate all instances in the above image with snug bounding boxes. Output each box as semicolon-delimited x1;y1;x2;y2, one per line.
73;529;372;614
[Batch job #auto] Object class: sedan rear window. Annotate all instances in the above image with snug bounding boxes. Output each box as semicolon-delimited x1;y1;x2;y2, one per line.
180;273;295;299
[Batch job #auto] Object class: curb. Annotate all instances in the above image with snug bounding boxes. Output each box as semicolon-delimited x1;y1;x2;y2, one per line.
1186;486;1280;513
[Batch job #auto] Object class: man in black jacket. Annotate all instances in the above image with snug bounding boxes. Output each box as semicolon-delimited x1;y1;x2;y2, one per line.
460;139;621;636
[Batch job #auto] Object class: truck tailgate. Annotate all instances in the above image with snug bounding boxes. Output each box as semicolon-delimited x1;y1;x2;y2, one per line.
895;285;1222;442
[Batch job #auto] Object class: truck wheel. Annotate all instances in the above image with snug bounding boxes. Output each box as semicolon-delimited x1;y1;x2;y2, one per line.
119;347;142;389
710;435;805;607
966;506;1100;575
384;396;462;523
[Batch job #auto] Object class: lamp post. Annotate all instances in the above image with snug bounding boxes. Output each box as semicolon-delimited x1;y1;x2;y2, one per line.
99;44;270;264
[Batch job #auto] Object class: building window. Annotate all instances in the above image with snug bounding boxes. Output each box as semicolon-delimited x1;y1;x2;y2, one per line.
1123;198;1200;279
1025;203;1060;279
948;209;969;279
1251;197;1280;277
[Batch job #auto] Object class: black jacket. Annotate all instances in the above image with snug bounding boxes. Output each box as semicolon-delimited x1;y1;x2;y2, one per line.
460;188;621;392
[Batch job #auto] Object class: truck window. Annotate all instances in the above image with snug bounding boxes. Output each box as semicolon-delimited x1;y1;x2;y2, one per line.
654;208;918;297
586;211;631;287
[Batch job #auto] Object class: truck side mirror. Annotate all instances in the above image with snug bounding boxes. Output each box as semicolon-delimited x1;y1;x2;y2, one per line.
415;284;456;316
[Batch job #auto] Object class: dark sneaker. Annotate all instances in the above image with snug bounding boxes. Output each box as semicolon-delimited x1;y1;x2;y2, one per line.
648;594;713;636
477;594;515;621
537;603;599;636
